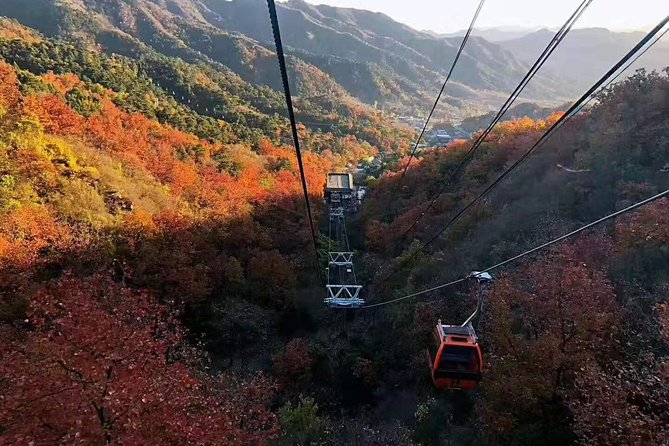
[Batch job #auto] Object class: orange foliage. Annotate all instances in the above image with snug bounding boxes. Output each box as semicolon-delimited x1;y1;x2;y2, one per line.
0;61;20;111
82;101;331;219
22;94;84;135
486;113;562;142
41;72;81;95
122;210;159;237
0;19;41;43
168;162;200;196
0;206;70;269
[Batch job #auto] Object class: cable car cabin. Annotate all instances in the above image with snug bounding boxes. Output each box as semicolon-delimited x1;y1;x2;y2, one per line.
427;322;483;390
324;173;356;209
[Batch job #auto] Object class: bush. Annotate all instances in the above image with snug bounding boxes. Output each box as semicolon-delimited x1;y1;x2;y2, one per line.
276;396;327;446
273;338;313;386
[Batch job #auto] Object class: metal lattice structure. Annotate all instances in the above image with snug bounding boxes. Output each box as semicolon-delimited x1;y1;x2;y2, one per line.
324;173;363;308
328;252;354;266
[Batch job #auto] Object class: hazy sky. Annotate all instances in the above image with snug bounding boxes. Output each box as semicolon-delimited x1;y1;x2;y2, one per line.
298;0;667;34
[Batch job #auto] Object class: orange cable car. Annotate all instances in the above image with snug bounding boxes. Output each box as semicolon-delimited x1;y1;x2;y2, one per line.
427;322;483;390
427;271;491;390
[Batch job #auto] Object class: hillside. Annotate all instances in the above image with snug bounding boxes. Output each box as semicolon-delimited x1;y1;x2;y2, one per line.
501;27;669;90
359;68;669;444
459;101;570;133
0;0;576;119
0;55;303;442
0;28;414;439
0;0;391;123
202;0;575;112
0;16;413;158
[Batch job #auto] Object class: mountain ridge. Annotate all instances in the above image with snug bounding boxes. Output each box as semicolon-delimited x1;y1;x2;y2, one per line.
3;1;662;120
0;0;576;119
499;26;669;90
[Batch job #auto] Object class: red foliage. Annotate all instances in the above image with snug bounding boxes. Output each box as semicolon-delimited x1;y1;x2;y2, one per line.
353;357;377;387
617;198;669;249
567;303;669;444
0;274;278;445
365;220;390;253
659;303;669;348
567;358;669;445
273;338;313;386
478;243;621;440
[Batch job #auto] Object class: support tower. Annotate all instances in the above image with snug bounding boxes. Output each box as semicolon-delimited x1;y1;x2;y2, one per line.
324;173;363;308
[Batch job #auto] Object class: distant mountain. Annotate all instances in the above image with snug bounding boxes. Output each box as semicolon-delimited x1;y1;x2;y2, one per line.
0;0;578;118
500;27;669;90
439;26;545;42
203;0;577;113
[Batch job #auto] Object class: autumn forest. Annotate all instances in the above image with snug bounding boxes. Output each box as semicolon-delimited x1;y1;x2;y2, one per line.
0;2;668;445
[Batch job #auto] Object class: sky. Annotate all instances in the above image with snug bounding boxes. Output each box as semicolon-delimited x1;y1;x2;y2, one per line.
298;0;667;34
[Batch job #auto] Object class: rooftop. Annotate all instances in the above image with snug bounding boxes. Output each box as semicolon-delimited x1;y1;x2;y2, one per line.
326;173;353;190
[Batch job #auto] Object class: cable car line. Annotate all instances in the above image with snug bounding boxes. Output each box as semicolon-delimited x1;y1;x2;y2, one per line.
361;277;468;309
263;0;668;324
259;0;668;390
377;16;669;285
395;0;486;187
546;23;669;134
374;0;593;276
362;187;669;309
481;188;669;273
412;14;669;255
266;0;321;269
397;0;594;239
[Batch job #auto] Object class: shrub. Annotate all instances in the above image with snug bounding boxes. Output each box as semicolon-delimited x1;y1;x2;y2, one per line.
277;396;327;446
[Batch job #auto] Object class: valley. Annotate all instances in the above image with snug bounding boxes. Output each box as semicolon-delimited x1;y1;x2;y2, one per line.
0;2;668;445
